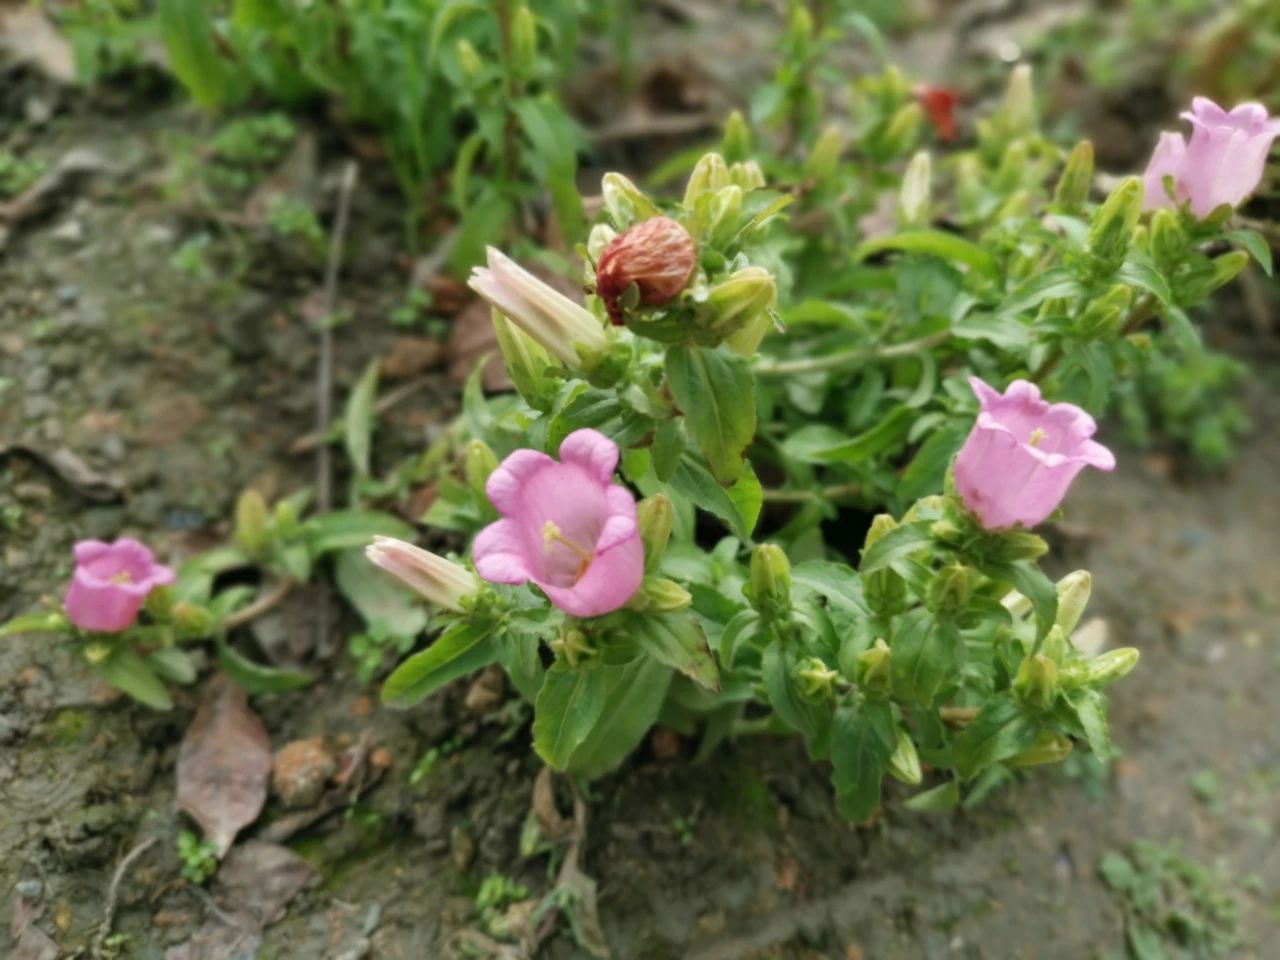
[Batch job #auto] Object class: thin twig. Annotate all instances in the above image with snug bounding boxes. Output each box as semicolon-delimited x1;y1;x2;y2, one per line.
93;837;159;958
755;329;951;377
588;111;720;145
222;579;296;631
315;161;359;659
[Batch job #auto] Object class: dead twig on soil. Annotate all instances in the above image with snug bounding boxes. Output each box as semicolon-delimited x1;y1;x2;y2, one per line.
314;160;359;659
91;836;159;958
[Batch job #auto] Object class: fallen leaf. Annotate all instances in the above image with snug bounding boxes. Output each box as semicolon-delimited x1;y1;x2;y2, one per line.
213;841;318;928
0;443;125;502
0;3;75;83
380;336;446;381
11;925;58;960
176;677;273;857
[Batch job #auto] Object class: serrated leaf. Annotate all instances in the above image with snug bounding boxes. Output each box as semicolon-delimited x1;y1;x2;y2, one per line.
904;777;960;812
1226;228;1273;276
652;418;686;483
899;424;966;502
566;658;673;779
890;608;960;705
984;559;1058;639
860;520;933;575
830;700;894;821
761;643;831;759
665;454;754;539
0;610;69;638
953;694;1038;779
92;647;173;710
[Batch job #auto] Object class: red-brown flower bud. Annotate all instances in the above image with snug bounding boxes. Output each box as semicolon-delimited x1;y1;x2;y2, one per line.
915;84;959;142
595;216;696;325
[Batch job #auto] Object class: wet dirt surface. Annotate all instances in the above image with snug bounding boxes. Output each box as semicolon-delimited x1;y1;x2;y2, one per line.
2;32;1279;960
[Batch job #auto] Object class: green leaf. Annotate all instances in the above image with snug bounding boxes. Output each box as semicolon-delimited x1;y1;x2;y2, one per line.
146;648;198;685
333;549;429;637
666;454;755;539
953;694;1038;779
1117;260;1173;306
344;359;380;478
830;700;894;821
495;629;545;703
812;405;915;464
381;620;497;707
904;777;960;812
890;609;960;705
1066;687;1113;758
533;664;612;769
792;561;869;617
899;425;966;502
0;610;68;638
652;419;686;483
860;520;932;575
995;268;1084;318
1226;228;1273;276
305;510;416;557
629;611;720;691
159;0;233;107
761;643;831;759
92;647;173;711
566;658;673;779
726;463;763;538
216;638;313;694
666;344;757;485
984;559;1058;639
855;230;999;280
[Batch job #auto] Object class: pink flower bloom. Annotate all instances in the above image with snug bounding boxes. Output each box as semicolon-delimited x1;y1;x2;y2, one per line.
954;378;1115;530
473;429;643;617
1142;97;1280;217
366;536;479;612
65;538;175;633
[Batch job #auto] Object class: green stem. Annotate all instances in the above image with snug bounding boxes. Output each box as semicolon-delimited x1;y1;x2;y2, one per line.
732;712;793;737
761;482;861;504
755;329;951;377
1031;293;1158;385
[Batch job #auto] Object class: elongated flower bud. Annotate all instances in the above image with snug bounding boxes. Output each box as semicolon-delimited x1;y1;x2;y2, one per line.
1085;647;1139;686
636;494;673;574
899;151;932;226
684;153;731;208
366;537;479;612
1089;177;1144;270
856;639;892;699
595;217;696;325
1014;653;1059;710
1053;140;1094;213
1006;731;1073;768
888;728;923;785
1054;570;1092;635
708;266;778;355
750;544;791;618
468;247;607;368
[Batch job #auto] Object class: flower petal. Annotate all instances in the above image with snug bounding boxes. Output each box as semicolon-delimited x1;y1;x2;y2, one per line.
596;484;638;552
539;534;644;617
473;518;535;585
558;428;620;485
485;449;556;517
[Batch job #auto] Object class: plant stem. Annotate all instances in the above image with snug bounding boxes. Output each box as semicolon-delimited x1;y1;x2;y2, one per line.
1031;292;1158;384
223;578;295;631
755;329;951;377
733;712;793;737
761;482;861;504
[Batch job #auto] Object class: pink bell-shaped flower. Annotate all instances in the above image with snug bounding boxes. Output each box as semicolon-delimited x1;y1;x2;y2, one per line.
65;538;176;633
954;378;1115;530
473;429;644;617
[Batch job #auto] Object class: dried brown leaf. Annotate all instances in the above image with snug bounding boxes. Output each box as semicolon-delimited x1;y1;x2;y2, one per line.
0;3;75;83
176;677;272;857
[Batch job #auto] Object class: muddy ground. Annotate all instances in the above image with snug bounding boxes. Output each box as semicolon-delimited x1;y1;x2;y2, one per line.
3;9;1280;960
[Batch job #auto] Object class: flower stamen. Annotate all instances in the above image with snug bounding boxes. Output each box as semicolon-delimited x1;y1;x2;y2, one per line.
542;521;594;565
1028;427;1046;448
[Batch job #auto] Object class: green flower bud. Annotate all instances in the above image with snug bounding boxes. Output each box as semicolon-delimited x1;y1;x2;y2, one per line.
887;728;923;785
856;638;892;699
491;311;552;403
749;543;792;618
1014;653;1059;710
456;38;484;82
794;657;839;701
899;150;931;227
864;514;908;616
882;102;924;157
1148;207;1186;269
587;222;618;262
1054;570;1092;635
708;266;778;355
632;577;692;612
636;494;673;573
683;153;731;209
172;600;215;636
1088;177;1144;270
729;160;766;192
1006;730;1073;768
550;627;596;667
84;641;112;665
1001;64;1036;136
1182;251;1250;304
273;498;300;538
466;440;499;505
995;140;1030;193
1076;284;1132;339
1085;647;1139;686
602;172;662;229
804;126;845;183
509;4;538;81
989;531;1049;562
720;110;752;164
234;489;271;556
708;185;744;248
927;563;977;619
863;513;897;549
1053;140;1094;213
1041;625;1069;664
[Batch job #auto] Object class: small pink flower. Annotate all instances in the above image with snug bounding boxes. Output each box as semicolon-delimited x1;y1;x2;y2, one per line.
65;538;175;633
473;429;643;617
366;536;479;612
954;378;1115;530
1143;97;1280;217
